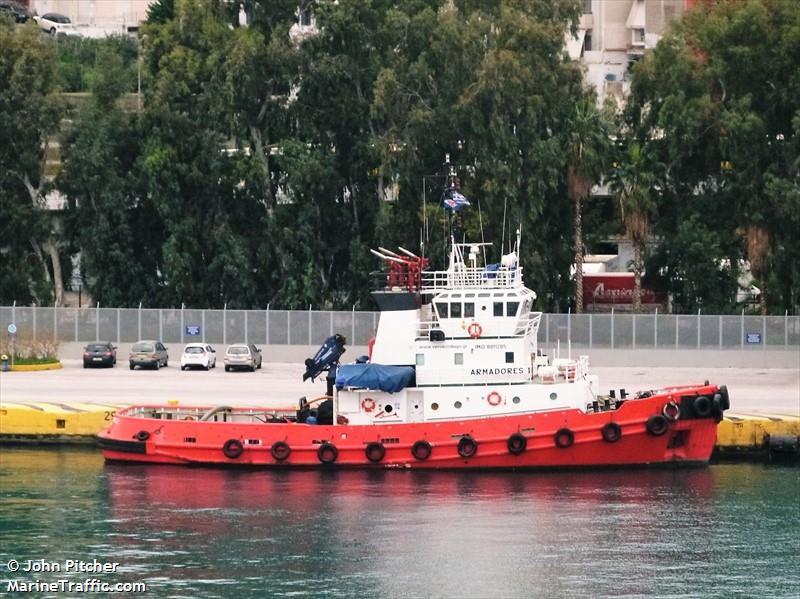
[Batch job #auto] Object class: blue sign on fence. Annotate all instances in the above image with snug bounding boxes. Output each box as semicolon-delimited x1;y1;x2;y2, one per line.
746;332;761;344
186;325;201;336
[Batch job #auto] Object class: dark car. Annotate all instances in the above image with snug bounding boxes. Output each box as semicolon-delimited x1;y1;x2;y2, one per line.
83;341;117;368
0;1;30;23
129;340;169;370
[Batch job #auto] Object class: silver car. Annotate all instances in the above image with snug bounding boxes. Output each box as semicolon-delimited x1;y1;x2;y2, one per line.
129;340;169;370
224;344;262;372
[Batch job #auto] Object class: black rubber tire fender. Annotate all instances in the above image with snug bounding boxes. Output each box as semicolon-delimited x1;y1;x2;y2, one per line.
554;428;574;448
317;442;338;464
646;415;669;436
271;441;291;462
223;439;244;459
365;442;386;463
692;395;713;418
507;433;527;455
457;436;478;458
411;440;432;461
601;422;622;443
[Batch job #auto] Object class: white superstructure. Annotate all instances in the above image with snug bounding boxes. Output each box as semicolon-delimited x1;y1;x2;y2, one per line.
337;230;600;425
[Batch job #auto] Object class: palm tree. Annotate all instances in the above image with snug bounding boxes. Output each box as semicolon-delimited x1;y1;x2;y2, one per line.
609;141;659;313
564;97;610;313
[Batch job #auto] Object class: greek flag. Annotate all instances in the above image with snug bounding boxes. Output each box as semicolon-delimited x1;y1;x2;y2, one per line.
442;190;471;212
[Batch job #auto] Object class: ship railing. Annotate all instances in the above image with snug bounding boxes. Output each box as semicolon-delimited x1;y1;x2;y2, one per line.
123;405;296;422
416;312;541;339
420;266;523;292
534;354;590;384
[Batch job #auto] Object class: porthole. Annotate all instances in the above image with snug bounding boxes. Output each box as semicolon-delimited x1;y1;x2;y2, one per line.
512;396;521;404
549;392;558;400
431;402;439;411
385;404;393;413
454;401;462;409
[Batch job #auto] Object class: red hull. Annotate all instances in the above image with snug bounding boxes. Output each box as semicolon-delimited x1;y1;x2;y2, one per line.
97;384;727;469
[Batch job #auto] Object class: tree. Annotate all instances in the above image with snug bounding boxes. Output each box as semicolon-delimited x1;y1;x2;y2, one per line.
0;19;63;305
58;46;161;307
564;96;611;313
627;0;800;313
608;140;660;313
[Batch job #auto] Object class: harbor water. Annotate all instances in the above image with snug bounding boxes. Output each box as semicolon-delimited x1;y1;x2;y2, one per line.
1;448;798;598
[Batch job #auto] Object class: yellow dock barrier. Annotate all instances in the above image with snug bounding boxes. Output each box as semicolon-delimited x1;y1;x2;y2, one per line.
716;411;800;458
0;401;119;443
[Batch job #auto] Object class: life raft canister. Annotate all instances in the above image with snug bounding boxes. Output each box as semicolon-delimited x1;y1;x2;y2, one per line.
317;442;338;464
507;433;527;455
554;428;574;448
361;397;377;413
646;414;669;436
365;442;386;463
601;422;622;443
487;391;502;406
457;436;478;458
411;440;432;461
271;441;291;462
223;439;244;459
467;322;482;338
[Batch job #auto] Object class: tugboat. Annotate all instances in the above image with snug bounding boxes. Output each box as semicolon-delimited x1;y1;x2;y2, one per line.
97;168;730;469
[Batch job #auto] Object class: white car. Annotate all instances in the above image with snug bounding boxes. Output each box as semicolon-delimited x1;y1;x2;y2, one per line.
180;343;217;371
35;13;79;36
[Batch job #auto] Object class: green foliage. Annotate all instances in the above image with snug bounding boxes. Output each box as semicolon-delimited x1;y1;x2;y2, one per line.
55;35;137;93
626;0;800;313
0;19;61;304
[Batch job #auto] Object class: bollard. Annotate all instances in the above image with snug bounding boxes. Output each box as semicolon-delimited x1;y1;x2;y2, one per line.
1;354;8;372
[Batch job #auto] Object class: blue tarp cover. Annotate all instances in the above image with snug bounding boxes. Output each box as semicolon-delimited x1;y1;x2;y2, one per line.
335;363;415;393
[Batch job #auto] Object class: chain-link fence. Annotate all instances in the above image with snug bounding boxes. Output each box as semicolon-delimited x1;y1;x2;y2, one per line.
1;306;797;349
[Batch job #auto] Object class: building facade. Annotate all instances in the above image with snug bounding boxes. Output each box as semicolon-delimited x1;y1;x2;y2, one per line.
27;0;153;33
568;0;690;106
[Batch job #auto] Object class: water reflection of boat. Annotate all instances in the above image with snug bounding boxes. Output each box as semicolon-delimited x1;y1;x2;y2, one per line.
97;164;730;469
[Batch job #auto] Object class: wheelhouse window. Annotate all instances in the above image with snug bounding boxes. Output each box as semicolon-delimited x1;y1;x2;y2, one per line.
451;302;462;318
493;302;504;317
507;301;520;317
435;302;449;319
464;302;475;317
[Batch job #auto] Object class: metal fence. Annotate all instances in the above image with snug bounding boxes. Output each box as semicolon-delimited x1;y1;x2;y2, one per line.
1;306;798;350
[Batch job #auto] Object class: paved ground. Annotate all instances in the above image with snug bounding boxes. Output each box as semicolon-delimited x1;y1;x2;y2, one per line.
1;360;797;415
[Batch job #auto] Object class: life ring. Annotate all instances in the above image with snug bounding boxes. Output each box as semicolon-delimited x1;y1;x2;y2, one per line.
361;398;377;413
457;436;478;458
317;442;338;464
646;415;669;436
223;439;244;459
662;401;680;423
411;440;432;461
365;442;386;463
135;430;150;442
487;391;502;407
554;428;574;448
467;322;482;338
692;395;712;418
271;441;291;462
507;433;527;455
601;422;622;443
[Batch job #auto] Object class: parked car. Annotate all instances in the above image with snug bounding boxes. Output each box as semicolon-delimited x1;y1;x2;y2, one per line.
0;1;31;23
224;344;262;372
34;13;79;36
82;341;117;368
180;343;216;371
129;340;169;370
